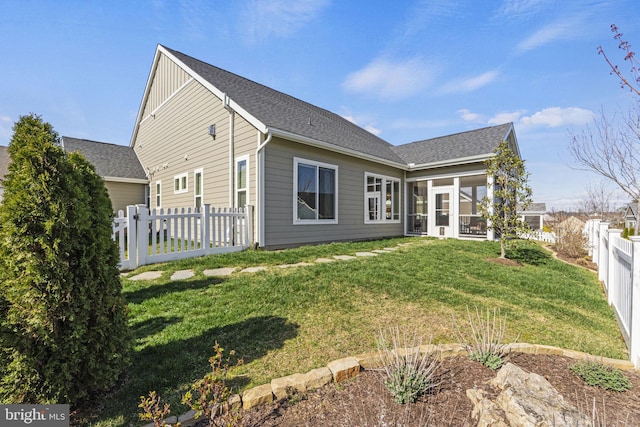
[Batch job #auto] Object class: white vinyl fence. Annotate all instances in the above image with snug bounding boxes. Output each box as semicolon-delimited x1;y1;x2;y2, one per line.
586;219;640;368
112;204;254;270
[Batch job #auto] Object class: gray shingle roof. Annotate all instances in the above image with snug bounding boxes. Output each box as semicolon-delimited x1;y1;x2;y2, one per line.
163;46;406;165
62;137;147;180
519;202;547;213
391;123;513;166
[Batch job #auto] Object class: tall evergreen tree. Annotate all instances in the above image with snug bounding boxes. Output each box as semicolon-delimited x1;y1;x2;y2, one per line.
480;140;533;259
0;114;130;404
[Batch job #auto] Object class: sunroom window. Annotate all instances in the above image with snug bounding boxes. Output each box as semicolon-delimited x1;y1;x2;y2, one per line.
294;158;338;224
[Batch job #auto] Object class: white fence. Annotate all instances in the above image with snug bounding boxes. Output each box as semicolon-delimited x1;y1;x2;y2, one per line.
522;230;556;243
112;204;254;270
586;219;640;368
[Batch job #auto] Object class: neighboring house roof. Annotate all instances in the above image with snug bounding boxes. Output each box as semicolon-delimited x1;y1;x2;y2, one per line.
625;203;637;219
519;202;547;214
392;123;514;168
62;137;147;182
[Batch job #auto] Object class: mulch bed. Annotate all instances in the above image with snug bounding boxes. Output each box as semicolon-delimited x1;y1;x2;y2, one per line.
226;353;640;427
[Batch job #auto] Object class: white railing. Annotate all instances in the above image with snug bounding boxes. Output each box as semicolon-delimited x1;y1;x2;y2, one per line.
112;204;253;270
586;219;640;368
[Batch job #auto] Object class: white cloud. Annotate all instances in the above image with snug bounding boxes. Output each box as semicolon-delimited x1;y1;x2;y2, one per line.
494;0;548;19
488;111;526;125
343;57;438;100
242;0;330;44
439;71;499;94
519;107;594;128
458;109;484;122
516;15;586;53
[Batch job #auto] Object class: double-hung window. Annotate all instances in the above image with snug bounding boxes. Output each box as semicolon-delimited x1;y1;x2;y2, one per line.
194;168;203;209
155;181;162;208
236;156;249;208
365;173;400;223
294;158;338;224
174;172;188;194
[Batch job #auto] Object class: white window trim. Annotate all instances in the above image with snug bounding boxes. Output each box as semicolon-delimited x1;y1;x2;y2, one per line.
235;155;249;208
173;172;188;194
293;157;338;225
155;180;162;208
194;168;203;209
364;172;401;224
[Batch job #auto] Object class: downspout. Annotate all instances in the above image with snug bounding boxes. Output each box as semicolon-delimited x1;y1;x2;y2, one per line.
255;130;272;247
224;94;235;206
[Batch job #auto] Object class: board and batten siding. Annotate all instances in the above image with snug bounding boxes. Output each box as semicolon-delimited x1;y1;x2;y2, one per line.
134;53;258;212
263;137;404;249
142;54;192;118
105;181;146;213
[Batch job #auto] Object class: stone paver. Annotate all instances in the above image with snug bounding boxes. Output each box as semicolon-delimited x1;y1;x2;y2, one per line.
372;249;393;253
277;262;314;269
203;267;237;277
383;247;399;251
314;257;336;263
240;266;267;273
128;271;163;281
333;255;357;261
170;269;194;280
355;251;378;257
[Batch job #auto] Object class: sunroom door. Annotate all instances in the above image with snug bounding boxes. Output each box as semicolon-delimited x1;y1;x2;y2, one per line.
432;188;453;238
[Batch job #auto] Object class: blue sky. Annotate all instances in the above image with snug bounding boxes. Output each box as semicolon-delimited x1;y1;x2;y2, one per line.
1;0;639;211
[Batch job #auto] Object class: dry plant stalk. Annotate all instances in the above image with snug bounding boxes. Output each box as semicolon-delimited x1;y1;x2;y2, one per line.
456;306;514;369
376;326;441;404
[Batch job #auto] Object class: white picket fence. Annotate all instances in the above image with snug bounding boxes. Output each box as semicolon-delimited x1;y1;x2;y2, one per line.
521;230;556;243
112;204;254;270
586;219;640;368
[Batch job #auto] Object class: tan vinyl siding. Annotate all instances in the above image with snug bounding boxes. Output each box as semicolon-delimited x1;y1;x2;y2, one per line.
263;137;404;248
105;181;146;213
134;53;257;211
142;55;191;119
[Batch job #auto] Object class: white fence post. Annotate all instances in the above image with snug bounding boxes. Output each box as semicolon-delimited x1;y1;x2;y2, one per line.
203;204;211;255
607;229;622;306
136;205;150;268
629;236;640;368
246;205;254;247
126;205;138;270
598;222;610;283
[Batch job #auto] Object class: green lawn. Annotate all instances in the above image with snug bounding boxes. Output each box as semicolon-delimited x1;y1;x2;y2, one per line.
84;237;627;426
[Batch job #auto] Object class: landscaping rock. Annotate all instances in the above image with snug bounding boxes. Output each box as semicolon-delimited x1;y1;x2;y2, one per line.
203;267;236;277
303;367;333;390
466;388;508;427
354;351;384;369
242;384;273;410
327;357;360;383
489;362;591;427
271;373;308;400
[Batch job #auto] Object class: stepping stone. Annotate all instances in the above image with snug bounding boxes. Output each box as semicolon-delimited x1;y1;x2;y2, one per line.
128;271;163;281
240;266;267;273
372;249;393;253
277;262;314;269
203;267;237;277
170;270;194;280
383;247;399;251
333;255;357;261
315;257;336;263
355;252;378;257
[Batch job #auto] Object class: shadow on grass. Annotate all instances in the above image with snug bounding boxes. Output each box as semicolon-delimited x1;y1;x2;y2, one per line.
88;315;299;426
124;277;225;305
507;245;553;266
131;316;183;341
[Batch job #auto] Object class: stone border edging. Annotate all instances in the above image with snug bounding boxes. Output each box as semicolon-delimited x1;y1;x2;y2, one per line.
150;342;635;427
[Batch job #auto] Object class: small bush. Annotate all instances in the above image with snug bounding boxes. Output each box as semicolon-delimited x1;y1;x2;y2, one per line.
182;342;243;426
138;391;173;427
376;327;440;404
570;360;632;392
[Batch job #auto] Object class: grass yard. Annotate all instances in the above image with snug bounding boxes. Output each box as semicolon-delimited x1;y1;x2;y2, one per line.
85;237;627;426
